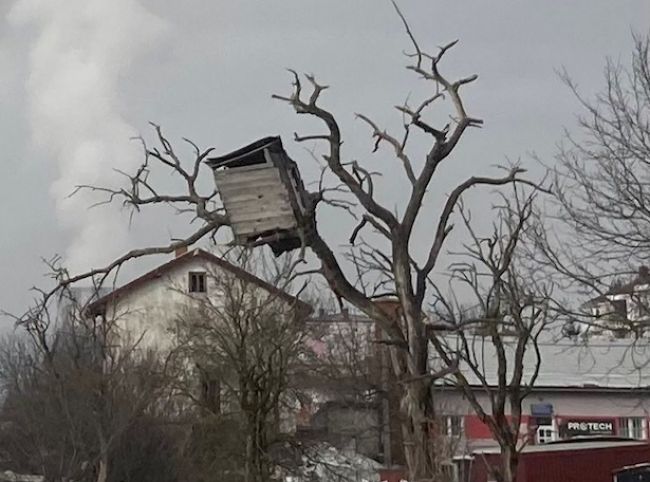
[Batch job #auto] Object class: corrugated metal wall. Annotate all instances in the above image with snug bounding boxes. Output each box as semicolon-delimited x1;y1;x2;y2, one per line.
472;444;650;482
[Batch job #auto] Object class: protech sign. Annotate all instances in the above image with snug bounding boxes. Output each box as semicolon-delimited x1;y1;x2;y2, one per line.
560;419;615;437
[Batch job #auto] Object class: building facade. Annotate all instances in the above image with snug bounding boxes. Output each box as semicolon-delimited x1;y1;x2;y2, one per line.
85;247;311;420
87;247;309;349
585;266;650;337
433;338;650;457
295;309;389;462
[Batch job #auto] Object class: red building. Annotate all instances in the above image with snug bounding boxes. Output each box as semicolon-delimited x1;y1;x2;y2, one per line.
434;337;650;444
471;439;650;482
300;309;650;481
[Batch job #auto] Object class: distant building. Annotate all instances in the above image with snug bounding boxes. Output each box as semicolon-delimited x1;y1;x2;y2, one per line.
585;266;650;337
433;337;650;462
86;247;310;349
295;309;387;462
84;247;310;418
472;439;650;482
145;286;650;477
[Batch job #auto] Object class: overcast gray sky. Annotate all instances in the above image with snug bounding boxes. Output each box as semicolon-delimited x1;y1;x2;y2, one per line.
0;1;648;326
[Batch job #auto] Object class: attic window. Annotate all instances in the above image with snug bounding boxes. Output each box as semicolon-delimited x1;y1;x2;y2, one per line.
189;272;207;293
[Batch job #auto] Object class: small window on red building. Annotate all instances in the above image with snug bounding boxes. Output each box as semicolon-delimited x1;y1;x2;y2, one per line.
618;417;647;439
536;425;555;444
189;272;207;293
442;415;464;437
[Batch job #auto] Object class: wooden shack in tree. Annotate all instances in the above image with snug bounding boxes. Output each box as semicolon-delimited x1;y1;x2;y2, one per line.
207;136;312;256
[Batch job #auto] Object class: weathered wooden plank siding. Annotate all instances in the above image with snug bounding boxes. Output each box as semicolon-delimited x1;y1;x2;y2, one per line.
224;190;290;204
229;207;295;224
215;164;298;239
215;165;281;186
234;215;297;236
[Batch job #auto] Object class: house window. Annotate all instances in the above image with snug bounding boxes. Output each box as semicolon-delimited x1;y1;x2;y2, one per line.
612;299;628;319
442;415;464;437
188;272;207;293
536;425;555;444
199;371;221;414
618;417;647;439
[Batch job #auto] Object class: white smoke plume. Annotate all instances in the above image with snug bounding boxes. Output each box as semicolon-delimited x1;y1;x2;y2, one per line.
8;0;168;273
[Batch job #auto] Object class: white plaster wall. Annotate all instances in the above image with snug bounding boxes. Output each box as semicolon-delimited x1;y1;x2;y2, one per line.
594;291;650;324
103;257;224;351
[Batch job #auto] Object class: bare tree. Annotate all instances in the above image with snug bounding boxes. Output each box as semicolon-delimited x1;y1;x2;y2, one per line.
270;8;546;479
0;334;62;478
534;33;650;328
169;249;311;482
429;186;555;482
16;4;546;480
1;289;174;482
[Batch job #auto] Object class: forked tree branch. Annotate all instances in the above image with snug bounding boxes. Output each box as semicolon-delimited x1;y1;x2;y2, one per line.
17;126;228;329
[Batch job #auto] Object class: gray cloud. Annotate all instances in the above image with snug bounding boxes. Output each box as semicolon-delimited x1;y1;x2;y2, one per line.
1;0;648;322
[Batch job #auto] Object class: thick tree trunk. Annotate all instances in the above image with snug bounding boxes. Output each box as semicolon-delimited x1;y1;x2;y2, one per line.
96;432;109;482
389;345;439;482
376;296;441;482
403;381;438;482
96;457;108;482
245;410;271;482
501;444;519;482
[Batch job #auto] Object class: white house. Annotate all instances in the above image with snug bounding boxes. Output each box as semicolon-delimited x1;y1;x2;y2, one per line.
86;247;311;350
585;266;650;337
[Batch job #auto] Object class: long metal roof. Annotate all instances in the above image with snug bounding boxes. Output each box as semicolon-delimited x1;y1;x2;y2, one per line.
431;335;650;389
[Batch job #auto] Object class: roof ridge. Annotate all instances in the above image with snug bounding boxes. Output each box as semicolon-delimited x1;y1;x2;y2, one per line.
87;247;311;315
